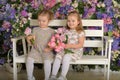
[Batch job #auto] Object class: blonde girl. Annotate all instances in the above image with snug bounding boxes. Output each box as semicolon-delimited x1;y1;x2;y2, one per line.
26;10;55;80
49;10;85;80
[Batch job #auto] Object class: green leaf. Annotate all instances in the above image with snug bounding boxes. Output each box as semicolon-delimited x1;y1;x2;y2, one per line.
64;49;74;54
108;31;113;37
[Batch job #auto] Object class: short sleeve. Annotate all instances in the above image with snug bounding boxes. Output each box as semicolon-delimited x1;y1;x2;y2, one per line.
78;31;85;38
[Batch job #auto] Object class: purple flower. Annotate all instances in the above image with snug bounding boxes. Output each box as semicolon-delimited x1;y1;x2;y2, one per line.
24;0;33;3
117;60;120;66
0;28;6;31
104;0;112;7
0;13;4;20
112;38;120;50
0;0;7;5
105;24;113;31
5;4;11;11
31;0;39;9
0;58;5;64
102;13;107;18
117;21;120;29
21;10;28;17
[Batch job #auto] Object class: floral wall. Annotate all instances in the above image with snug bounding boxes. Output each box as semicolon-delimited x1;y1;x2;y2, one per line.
0;0;120;71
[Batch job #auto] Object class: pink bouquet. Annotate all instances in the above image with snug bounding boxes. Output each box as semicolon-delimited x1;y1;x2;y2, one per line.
48;28;73;54
24;27;34;45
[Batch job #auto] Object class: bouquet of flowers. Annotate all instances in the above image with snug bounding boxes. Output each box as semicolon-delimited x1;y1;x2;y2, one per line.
24;27;34;45
48;28;73;54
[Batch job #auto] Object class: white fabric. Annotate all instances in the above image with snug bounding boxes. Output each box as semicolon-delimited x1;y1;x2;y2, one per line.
61;54;71;76
26;57;52;80
44;60;52;80
52;57;61;76
26;57;35;80
52;54;72;77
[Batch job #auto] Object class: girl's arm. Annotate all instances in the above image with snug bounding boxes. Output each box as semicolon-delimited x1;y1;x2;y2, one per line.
65;36;85;49
44;47;53;53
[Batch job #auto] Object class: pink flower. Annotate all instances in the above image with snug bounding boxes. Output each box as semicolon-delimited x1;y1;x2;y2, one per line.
103;17;112;24
51;36;56;42
21;10;28;17
48;41;56;48
31;0;39;9
24;27;32;35
55;43;65;52
2;21;11;29
55;33;60;38
57;28;65;34
48;28;73;54
59;34;66;42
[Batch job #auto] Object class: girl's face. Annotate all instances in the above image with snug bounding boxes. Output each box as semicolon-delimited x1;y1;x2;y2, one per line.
38;15;49;28
67;15;80;29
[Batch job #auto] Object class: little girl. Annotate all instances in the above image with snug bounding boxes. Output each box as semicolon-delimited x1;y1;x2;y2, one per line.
26;10;55;80
49;10;85;80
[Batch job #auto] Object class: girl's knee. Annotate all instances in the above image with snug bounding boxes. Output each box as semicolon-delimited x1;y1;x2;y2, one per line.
63;54;71;61
64;54;71;59
26;57;34;63
44;60;52;64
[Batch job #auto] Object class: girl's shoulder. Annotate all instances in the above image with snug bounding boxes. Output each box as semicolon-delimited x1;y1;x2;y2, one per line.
33;27;40;31
48;28;55;33
78;31;85;37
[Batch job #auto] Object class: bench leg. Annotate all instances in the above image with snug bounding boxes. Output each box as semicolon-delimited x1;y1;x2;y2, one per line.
107;64;110;80
104;65;107;77
13;62;17;80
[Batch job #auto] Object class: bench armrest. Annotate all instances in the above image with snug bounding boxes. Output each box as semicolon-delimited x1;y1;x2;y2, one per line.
11;36;27;58
11;36;26;42
104;36;113;63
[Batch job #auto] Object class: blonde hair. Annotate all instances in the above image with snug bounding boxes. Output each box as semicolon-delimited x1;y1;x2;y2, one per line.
66;10;84;33
38;9;54;21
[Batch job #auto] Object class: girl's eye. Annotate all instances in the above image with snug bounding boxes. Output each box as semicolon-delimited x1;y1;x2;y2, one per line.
72;20;75;22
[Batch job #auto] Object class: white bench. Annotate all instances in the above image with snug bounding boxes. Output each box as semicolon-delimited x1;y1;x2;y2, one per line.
11;19;113;80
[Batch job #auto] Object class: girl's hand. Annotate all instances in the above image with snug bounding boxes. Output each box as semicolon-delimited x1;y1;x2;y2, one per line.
26;35;35;45
44;47;52;53
65;44;72;49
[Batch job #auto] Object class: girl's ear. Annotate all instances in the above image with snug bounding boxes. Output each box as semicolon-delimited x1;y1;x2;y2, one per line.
78;21;80;25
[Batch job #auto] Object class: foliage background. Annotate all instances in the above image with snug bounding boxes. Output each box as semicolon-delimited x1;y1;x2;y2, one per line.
0;0;120;71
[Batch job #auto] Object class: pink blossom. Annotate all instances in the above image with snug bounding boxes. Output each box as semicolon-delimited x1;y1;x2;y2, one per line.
117;21;120;27
55;33;60;38
51;36;56;42
31;0;39;9
55;46;62;52
55;43;65;52
24;27;32;35
61;0;72;6
60;34;66;42
48;41;56;48
44;0;56;9
2;21;11;29
103;17;112;24
55;12;60;19
57;28;66;34
21;10;28;17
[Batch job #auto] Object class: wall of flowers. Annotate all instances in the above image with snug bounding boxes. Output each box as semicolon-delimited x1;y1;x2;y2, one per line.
0;0;120;71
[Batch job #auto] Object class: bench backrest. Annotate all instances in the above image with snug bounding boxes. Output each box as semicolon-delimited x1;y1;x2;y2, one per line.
30;19;104;55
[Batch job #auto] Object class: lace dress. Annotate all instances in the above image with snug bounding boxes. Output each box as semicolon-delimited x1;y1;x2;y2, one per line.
56;29;85;61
